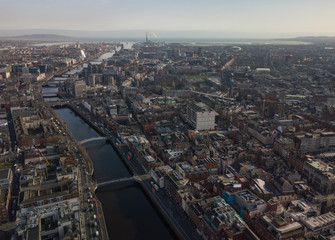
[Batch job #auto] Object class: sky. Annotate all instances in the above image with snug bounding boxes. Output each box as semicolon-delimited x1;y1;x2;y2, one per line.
1;0;335;38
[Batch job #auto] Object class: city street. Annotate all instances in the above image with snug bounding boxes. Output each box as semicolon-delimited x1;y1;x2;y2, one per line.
72;137;102;240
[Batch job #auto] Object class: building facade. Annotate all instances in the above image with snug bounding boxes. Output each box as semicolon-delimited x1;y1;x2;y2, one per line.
187;102;217;130
302;159;335;194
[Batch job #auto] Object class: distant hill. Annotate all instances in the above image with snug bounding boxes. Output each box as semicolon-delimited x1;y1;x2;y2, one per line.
280;36;335;44
0;34;74;41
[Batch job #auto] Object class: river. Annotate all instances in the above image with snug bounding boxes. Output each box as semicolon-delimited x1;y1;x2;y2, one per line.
54;108;176;240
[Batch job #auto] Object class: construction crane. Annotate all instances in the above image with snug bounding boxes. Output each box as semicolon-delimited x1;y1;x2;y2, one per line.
37;148;56;169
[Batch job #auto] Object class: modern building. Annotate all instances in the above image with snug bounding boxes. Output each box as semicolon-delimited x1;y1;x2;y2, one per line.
88;74;96;87
0;169;12;188
88;73;102;87
22;67;31;83
235;189;267;218
73;81;86;97
186;102;217;130
302;212;335;236
295;132;335;153
150;165;173;188
164;170;188;199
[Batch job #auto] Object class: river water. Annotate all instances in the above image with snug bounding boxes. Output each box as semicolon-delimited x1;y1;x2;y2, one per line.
54;108;176;240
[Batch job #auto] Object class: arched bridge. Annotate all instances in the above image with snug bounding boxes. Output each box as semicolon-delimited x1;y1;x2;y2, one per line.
97;174;151;187
79;137;108;145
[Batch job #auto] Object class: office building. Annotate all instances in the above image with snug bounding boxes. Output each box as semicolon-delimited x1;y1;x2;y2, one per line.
73;81;86;97
187;102;217;130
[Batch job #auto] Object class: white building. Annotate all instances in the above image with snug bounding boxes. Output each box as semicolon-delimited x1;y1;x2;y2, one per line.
73;81;86;97
296;132;335;153
186;102;217;130
302;212;335;235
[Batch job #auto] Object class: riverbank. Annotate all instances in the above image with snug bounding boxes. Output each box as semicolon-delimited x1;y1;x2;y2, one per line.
55;105;182;240
70;105;189;240
61;102;143;176
48;103;109;240
138;181;186;240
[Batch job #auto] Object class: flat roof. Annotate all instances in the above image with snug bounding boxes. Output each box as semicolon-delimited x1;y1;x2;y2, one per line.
263;215;303;234
304;212;335;230
144;155;155;163
0;169;10;180
189;102;213;113
307;159;333;172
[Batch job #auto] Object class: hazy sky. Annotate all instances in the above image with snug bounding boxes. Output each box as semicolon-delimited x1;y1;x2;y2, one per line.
1;0;335;38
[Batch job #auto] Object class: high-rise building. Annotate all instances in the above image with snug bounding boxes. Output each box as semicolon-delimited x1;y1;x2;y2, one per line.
88;74;96;87
22;67;31;83
186;102;217;130
73;81;86;97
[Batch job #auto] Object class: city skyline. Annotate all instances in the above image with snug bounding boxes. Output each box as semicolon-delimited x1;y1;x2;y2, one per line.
2;1;335;240
1;0;335;38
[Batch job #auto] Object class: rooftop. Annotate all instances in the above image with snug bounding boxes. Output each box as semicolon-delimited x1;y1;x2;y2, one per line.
0;169;10;180
303;212;335;230
237;189;265;204
262;215;303;234
306;159;333;172
189;102;213;113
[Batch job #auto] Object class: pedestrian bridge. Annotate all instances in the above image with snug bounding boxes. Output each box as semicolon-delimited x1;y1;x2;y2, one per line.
79;137;108;145
97;174;151;187
47;101;68;107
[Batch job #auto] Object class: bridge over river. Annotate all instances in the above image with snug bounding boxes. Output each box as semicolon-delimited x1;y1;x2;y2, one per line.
78;137;108;145
97;174;151;188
